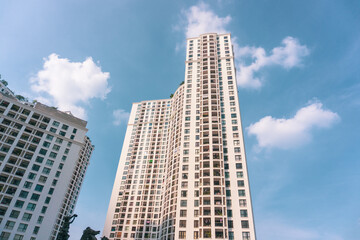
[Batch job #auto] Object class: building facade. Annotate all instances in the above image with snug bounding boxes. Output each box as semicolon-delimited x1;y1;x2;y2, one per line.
0;82;94;240
104;33;256;240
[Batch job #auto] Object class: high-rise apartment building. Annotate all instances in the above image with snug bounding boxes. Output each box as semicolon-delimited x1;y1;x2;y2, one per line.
104;33;256;240
0;81;94;240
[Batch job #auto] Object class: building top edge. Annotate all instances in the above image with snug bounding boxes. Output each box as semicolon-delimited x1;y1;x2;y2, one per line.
34;102;88;128
186;32;231;40
132;83;185;105
132;98;171;105
0;92;88;129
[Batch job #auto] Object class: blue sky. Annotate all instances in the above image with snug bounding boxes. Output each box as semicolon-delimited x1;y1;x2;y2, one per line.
1;0;359;239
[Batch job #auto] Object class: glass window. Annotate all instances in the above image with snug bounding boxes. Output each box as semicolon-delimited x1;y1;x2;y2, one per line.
26;203;36;211
238;190;246;197
14;234;24;240
17;223;28;232
240;210;248;217
5;220;15;230
32;164;40;171
237;180;245;187
35;184;44;192
15;200;24;208
42;168;51;175
19;190;29;198
22;213;32;221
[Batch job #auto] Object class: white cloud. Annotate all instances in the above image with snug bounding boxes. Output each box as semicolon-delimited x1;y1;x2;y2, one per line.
247;102;340;149
180;3;309;89
235;37;310;89
113;109;130;126
182;2;231;38
30;53;111;119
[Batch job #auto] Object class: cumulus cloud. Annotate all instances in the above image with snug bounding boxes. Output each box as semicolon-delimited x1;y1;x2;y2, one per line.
180;3;309;89
183;2;231;38
113;109;130;126
30;53;111;119
235;37;310;89
247;102;340;149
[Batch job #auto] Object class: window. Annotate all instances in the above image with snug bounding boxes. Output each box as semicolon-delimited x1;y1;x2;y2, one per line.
35;184;44;192
237;171;244;178
238;190;246;197
22;213;32;221
14;235;24;240
5;220;15;230
10;210;20;218
39;148;47;155
237;180;245;187
46;134;54;140
180;210;187;217
39;176;47;183
180;200;187;207
33;226;40;235
19;190;29;198
240;209;248;217
37;216;44;224
242;232;251;240
24;181;33;189
35;156;44;163
239;199;247;207
236;163;243;169
180;220;186;227
52;121;60;127
26;203;36;211
41;206;47;214
31;193;40;201
42;167;51;175
28;172;36;180
241;220;249;228
15;200;24;208
17;223;28;232
0;232;10;240
179;231;186;239
52;145;60;151
45;197;51;204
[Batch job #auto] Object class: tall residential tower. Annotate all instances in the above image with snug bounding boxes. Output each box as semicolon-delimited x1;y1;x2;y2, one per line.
0;81;94;240
104;33;256;240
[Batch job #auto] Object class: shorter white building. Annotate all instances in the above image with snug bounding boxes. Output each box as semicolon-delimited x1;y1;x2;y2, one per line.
0;83;94;240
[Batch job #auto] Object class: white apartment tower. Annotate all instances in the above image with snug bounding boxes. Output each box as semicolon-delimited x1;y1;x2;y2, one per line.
104;33;256;240
0;82;94;240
